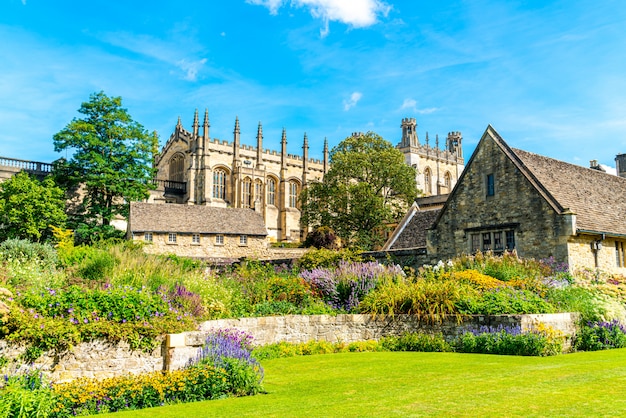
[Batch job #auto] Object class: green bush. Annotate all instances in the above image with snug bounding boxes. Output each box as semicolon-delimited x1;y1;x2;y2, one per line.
0;369;55;418
574;320;626;351
0;239;58;268
380;332;452;352
457;287;554;315
297;248;362;270
544;286;605;323
455;325;562;356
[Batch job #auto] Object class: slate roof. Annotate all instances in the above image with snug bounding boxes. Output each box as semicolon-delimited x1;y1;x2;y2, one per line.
129;202;268;236
384;203;440;250
510;147;626;236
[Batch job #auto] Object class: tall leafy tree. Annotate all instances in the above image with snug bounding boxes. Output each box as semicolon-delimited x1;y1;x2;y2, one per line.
53;91;158;242
301;132;418;250
0;172;67;242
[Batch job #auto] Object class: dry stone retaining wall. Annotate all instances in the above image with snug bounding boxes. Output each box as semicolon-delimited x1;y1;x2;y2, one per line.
0;313;578;382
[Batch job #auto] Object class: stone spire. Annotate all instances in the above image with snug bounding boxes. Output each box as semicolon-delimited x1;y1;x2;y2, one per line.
323;137;329;174
202;109;210;148
192;109;199;138
256;122;263;166
233;117;241;162
302;133;309;182
280;128;287;168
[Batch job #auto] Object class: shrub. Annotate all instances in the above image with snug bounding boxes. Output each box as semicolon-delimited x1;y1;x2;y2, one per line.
574;320;626;351
455;324;563;356
360;278;472;323
297;248;362;270
0;239;58;268
380;332;452;352
0;368;55;418
304;226;340;250
301;261;404;312
189;329;263;396
457;287;554;315
544;286;605;323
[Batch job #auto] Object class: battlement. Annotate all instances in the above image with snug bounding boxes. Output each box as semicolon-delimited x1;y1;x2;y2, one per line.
401;118;417;125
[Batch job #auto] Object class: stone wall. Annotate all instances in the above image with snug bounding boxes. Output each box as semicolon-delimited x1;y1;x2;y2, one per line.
166;313;579;370
1;313;579;383
428;133;572;265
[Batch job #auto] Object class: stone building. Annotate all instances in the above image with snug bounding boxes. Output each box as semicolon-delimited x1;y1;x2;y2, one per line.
128;202;270;261
398;118;465;196
150;112;466;244
386;125;626;274
150;110;328;243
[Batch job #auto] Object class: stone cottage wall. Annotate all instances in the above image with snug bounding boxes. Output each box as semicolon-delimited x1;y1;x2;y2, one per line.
1;313;578;383
429;134;572;264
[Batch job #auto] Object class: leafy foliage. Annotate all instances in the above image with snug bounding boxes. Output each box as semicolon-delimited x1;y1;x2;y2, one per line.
0;172;67;242
455;324;564;356
300;132;417;250
52;91;158;243
574;320;626;351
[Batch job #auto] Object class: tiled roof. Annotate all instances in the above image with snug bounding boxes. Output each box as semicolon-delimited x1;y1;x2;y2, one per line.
129;202;268;236
390;209;440;250
511;148;626;236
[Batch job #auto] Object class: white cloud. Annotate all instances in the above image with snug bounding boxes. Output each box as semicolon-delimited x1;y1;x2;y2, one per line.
248;0;391;36
175;58;207;81
400;98;416;111
343;91;362;110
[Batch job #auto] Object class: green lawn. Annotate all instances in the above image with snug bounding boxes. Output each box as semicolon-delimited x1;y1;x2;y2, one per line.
106;349;626;417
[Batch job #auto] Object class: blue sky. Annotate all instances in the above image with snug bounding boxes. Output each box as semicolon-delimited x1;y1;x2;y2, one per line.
1;0;625;171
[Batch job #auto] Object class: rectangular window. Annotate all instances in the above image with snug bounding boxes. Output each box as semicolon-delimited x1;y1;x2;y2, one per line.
493;231;503;251
471;234;480;252
617;241;625;268
486;174;495;196
267;179;276;205
144;232;153;242
289;182;298;208
239;235;248;245
168;233;177;244
215;235;224;245
192;234;200;244
482;232;492;251
505;230;515;250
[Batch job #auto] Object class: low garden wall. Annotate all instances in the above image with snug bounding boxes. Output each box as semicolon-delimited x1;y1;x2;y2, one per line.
1;313;579;382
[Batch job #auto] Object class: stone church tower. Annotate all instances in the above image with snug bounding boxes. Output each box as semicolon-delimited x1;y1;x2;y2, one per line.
398;118;465;196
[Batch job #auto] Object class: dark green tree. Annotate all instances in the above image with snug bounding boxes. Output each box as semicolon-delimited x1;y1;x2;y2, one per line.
0;172;67;242
301;132;418;250
53;91;158;242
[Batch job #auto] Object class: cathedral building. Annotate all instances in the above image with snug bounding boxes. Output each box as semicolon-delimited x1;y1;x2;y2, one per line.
150;110;465;243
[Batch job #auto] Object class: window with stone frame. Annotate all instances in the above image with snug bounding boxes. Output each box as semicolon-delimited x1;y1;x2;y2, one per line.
424;167;432;195
215;235;224;245
486;173;495;196
168;233;177;244
254;179;263;208
444;171;452;190
242;177;252;208
192;234;200;244
239;235;248;245
169;154;185;182
617;241;626;268
144;232;153;242
267;178;276;205
213;169;227;199
470;229;515;253
289;181;299;208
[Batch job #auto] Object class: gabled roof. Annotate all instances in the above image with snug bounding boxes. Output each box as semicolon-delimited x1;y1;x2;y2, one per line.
383;202;440;250
511;147;626;236
435;125;626;237
129;202;268;236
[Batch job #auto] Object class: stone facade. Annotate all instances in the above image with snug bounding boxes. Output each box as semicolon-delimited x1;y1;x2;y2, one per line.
150;113;466;243
398;118;465;196
150;112;328;243
387;125;626;275
128;202;271;261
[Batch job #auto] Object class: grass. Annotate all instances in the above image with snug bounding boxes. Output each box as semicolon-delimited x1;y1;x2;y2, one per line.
103;349;626;417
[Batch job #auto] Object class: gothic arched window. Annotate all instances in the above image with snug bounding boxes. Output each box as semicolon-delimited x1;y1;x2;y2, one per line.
242;177;252;208
289;181;299;208
267;178;276;205
169;154;185;182
444;171;452;190
213;168;226;199
424;167;432;195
